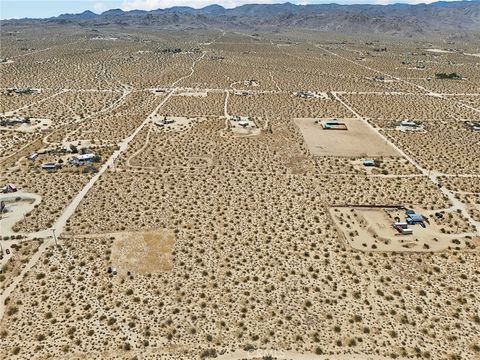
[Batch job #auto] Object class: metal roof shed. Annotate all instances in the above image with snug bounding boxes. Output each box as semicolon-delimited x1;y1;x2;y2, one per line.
408;214;424;223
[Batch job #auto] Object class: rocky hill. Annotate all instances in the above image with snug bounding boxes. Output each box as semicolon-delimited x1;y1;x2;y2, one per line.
3;1;480;37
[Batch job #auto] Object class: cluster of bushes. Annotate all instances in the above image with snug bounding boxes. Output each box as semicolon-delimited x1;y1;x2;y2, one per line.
435;72;461;80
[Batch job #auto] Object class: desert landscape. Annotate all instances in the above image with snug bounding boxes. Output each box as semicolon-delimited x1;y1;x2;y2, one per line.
0;2;480;359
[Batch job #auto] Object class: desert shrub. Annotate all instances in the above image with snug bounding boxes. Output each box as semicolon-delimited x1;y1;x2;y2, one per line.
200;348;217;358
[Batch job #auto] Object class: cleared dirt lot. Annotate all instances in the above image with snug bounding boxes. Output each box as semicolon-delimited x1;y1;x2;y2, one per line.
294;118;400;157
111;230;176;274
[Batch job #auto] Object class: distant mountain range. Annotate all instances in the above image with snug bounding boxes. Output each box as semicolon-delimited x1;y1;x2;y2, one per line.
3;1;480;37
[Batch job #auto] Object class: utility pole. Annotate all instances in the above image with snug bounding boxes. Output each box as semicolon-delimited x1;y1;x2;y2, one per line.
51;228;58;246
0;221;3;256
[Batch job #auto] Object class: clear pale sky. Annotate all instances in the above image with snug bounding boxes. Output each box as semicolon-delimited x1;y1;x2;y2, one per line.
0;0;456;20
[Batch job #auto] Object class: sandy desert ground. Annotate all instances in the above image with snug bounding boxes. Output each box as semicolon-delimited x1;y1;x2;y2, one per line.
0;26;479;360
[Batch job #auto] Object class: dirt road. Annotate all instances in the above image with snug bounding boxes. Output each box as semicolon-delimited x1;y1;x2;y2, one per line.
0;42;210;320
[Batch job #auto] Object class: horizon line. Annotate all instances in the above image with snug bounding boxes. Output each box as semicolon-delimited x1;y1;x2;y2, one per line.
0;0;471;21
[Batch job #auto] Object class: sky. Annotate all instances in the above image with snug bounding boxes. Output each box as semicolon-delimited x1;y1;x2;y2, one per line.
0;0;460;20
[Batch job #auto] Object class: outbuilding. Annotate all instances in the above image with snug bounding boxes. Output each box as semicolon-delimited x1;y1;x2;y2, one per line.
363;159;376;167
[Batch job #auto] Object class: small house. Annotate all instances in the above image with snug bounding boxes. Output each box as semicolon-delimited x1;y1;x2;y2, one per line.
465;121;480;132
2;183;17;193
393;222;413;235
70;153;95;165
322;120;348;130
13;116;30;124
363;159;376;167
15;87;34;94
77;153;95;162
41;162;59;171
234;91;252;96
400;120;417;128
407;213;425;225
297;91;316;98
399;227;413;235
244;79;258;86
27;152;38;161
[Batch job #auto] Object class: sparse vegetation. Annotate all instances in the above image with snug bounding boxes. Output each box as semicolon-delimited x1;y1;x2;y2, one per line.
0;23;478;360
